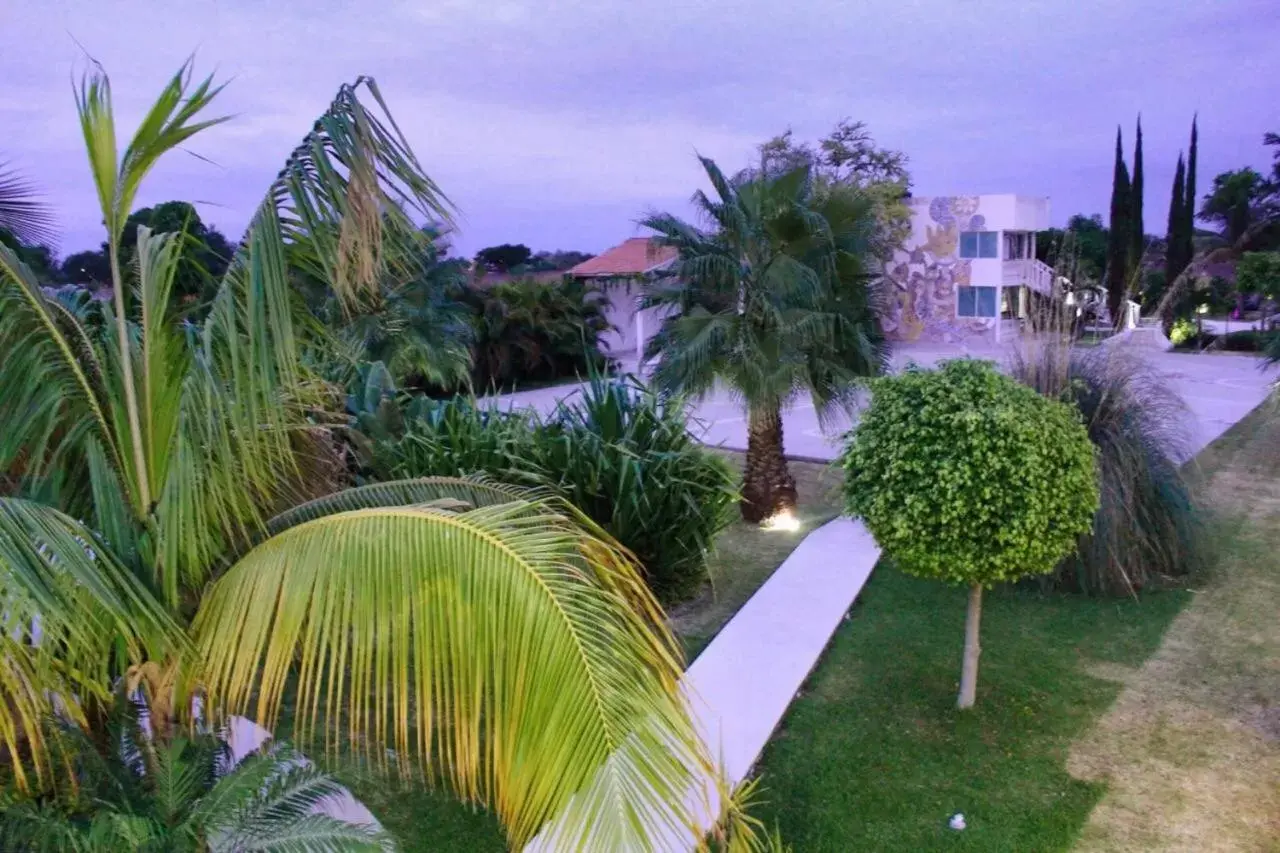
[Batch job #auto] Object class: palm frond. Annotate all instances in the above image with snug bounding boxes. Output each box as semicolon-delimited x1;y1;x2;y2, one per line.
192;488;704;848
0;242;116;510
0;499;181;789
264;476;531;536
268;77;453;310
201;742;393;852
74;61;229;519
0;161;57;246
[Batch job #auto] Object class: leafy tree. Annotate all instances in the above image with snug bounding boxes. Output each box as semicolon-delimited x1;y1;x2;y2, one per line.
0;62;712;849
1198;167;1277;248
528;249;594;271
642;157;890;523
1037;213;1108;284
1105;126;1132;323
1184;116;1199;261
121;201;233;311
1237;251;1280;299
842;359;1097;708
753;119;912;248
58;202;233;313
474;242;532;272
60;248;112;285
0;693;391;852
0;229;58;283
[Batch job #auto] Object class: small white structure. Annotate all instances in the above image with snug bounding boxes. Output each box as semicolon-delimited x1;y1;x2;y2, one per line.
882;194;1056;345
567;237;677;365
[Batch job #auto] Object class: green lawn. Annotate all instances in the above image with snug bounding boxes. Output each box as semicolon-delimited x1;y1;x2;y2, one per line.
671;454;843;658
326;453;841;851
749;568;1189;852
338;773;508;852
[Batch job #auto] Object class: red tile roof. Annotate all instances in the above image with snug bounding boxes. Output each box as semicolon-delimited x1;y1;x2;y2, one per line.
567;237;677;277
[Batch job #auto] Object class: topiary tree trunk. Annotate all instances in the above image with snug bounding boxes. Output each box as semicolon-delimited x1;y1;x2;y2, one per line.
741;406;797;523
958;583;983;709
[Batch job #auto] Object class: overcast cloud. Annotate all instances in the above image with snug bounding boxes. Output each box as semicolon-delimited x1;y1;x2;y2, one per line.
1;0;1276;258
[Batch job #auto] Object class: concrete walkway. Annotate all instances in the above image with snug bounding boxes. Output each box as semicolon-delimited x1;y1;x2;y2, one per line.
685;518;879;785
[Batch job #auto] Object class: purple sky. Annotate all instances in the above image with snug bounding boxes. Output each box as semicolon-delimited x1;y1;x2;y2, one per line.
3;0;1276;260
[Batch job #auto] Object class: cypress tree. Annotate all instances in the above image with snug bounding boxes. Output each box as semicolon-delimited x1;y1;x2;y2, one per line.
1182;115;1198;259
1105;126;1132;324
1129;116;1145;280
1165;153;1187;287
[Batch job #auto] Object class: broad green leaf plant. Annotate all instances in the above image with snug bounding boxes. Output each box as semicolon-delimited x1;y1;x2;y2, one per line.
0;62;712;849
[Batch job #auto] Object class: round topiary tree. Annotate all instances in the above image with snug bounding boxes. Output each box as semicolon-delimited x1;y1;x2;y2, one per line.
842;359;1098;709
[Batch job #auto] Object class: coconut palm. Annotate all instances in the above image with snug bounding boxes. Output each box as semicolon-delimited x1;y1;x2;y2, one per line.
0;62;707;849
641;157;890;522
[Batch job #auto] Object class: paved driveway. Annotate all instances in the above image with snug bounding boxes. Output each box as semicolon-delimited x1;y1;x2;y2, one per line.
488;342;1276;463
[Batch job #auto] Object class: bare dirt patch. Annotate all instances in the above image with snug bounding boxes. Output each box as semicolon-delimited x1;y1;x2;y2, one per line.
1069;406;1280;852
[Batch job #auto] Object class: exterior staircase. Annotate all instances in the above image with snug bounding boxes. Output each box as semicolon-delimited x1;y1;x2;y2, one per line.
1002;258;1057;295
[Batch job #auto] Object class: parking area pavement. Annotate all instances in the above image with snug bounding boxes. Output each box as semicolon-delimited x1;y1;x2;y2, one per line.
488;342;1276;463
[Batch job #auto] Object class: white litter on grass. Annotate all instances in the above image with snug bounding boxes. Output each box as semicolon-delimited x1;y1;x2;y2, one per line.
949;813;966;831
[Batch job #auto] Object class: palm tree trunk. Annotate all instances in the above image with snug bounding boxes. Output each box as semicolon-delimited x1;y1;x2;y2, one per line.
741;406;797;523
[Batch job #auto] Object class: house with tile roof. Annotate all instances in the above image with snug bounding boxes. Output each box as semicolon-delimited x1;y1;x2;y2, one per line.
567;237;678;364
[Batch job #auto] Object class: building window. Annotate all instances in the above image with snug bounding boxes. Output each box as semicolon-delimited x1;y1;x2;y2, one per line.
1004;231;1032;259
959;231;999;259
957;286;998;317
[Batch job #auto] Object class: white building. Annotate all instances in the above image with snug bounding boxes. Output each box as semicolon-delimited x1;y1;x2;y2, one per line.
567;237;677;365
882;194;1056;345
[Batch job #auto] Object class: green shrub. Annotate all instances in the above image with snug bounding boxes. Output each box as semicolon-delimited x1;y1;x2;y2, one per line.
377;395;543;485
1169;317;1197;346
539;374;739;603
842;359;1098;707
373;373;738;604
1221;329;1278;352
1168;326;1276;352
1010;346;1209;594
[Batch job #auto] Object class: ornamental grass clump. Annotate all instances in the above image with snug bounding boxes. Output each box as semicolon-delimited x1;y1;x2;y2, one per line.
842;359;1098;708
1009;342;1209;594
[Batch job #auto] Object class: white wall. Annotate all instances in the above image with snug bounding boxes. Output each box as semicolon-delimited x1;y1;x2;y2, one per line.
597;279;672;364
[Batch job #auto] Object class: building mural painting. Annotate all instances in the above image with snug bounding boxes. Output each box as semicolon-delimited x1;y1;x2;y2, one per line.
882;195;996;344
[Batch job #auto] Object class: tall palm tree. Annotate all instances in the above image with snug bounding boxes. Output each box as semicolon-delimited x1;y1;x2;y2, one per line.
641;157;890;523
0;63;708;849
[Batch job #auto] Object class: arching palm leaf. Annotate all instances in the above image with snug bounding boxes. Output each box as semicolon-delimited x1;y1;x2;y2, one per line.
193;483;704;848
0;499;181;789
0;161;57;246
